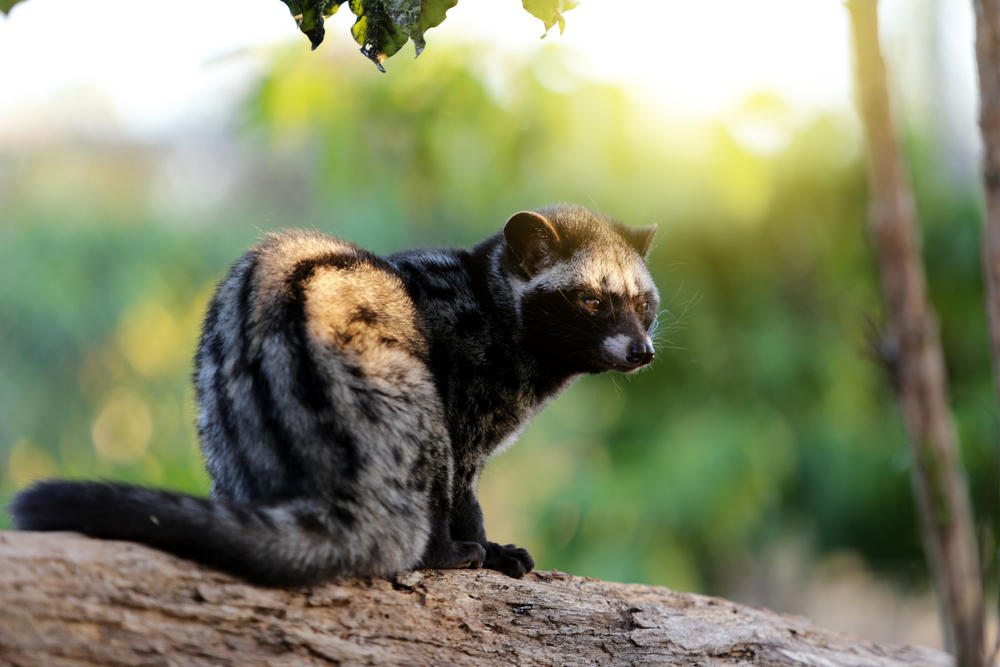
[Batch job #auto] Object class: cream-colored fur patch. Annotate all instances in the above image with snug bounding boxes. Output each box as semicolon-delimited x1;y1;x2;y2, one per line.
304;263;428;380
527;242;658;300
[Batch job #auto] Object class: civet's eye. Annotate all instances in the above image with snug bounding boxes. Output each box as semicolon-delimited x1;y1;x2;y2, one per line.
636;301;649;313
583;297;601;311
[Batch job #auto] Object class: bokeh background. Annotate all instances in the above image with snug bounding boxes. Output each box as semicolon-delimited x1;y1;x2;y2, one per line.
0;0;993;651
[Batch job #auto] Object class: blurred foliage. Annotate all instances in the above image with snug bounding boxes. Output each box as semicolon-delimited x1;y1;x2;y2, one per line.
0;41;996;599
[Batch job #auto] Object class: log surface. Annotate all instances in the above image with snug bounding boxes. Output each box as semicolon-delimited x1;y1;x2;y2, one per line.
0;531;950;666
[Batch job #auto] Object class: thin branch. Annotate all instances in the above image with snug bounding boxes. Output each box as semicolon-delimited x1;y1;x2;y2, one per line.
847;1;986;666
972;0;1000;660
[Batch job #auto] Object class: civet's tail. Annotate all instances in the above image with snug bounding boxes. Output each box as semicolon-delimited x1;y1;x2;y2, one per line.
10;480;367;586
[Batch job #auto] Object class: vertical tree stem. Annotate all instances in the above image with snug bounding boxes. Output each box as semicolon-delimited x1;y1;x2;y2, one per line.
975;1;1000;375
847;1;985;665
972;1;1000;660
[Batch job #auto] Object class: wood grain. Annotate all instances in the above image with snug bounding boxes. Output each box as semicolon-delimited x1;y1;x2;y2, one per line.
0;531;950;666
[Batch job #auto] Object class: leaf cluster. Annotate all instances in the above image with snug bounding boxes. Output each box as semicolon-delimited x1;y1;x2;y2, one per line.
277;0;578;71
1;0;578;72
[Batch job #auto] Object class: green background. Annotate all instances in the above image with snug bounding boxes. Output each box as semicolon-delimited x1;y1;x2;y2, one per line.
0;41;994;616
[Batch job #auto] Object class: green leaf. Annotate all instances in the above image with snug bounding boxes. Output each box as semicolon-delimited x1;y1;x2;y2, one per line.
280;0;346;50
521;0;579;36
349;0;410;72
386;0;458;57
384;0;422;38
0;0;28;14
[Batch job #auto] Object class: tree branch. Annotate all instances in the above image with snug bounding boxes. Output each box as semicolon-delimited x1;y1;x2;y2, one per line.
972;1;1000;661
846;2;985;666
975;0;1000;420
0;531;952;666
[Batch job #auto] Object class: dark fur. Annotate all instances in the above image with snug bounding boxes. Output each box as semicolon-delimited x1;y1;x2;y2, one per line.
11;205;659;586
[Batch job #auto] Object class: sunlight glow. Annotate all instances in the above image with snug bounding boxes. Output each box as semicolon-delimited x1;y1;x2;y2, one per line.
435;0;853;115
0;0;856;135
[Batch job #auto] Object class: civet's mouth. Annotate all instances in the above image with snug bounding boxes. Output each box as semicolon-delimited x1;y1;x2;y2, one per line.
601;334;655;372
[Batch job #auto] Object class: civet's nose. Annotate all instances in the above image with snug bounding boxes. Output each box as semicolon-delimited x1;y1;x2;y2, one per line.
626;340;655;367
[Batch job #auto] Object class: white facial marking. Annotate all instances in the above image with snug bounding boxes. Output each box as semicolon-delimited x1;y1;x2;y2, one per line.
602;333;632;363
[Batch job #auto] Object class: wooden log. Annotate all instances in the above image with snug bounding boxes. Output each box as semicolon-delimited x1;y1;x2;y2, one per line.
0;531;950;666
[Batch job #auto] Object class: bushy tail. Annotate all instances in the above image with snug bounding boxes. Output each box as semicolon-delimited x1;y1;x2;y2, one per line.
9;480;343;586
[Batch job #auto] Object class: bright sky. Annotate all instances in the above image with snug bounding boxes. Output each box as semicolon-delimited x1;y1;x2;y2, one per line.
0;0;976;138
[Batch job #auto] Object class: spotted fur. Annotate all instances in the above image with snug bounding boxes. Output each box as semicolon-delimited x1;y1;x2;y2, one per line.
10;205;659;586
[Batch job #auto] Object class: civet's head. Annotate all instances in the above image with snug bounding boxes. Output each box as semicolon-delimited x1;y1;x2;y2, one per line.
503;205;659;375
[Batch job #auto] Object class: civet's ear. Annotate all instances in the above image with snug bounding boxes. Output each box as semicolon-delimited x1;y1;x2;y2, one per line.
503;211;563;277
623;224;657;258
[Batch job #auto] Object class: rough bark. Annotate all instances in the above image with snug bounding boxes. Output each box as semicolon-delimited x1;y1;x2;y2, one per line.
0;531;951;667
846;2;985;666
975;0;1000;402
973;1;1000;663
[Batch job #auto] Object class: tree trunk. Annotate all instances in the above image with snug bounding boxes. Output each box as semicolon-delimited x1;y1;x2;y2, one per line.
971;1;1000;661
846;2;985;665
0;531;950;667
974;0;1000;397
